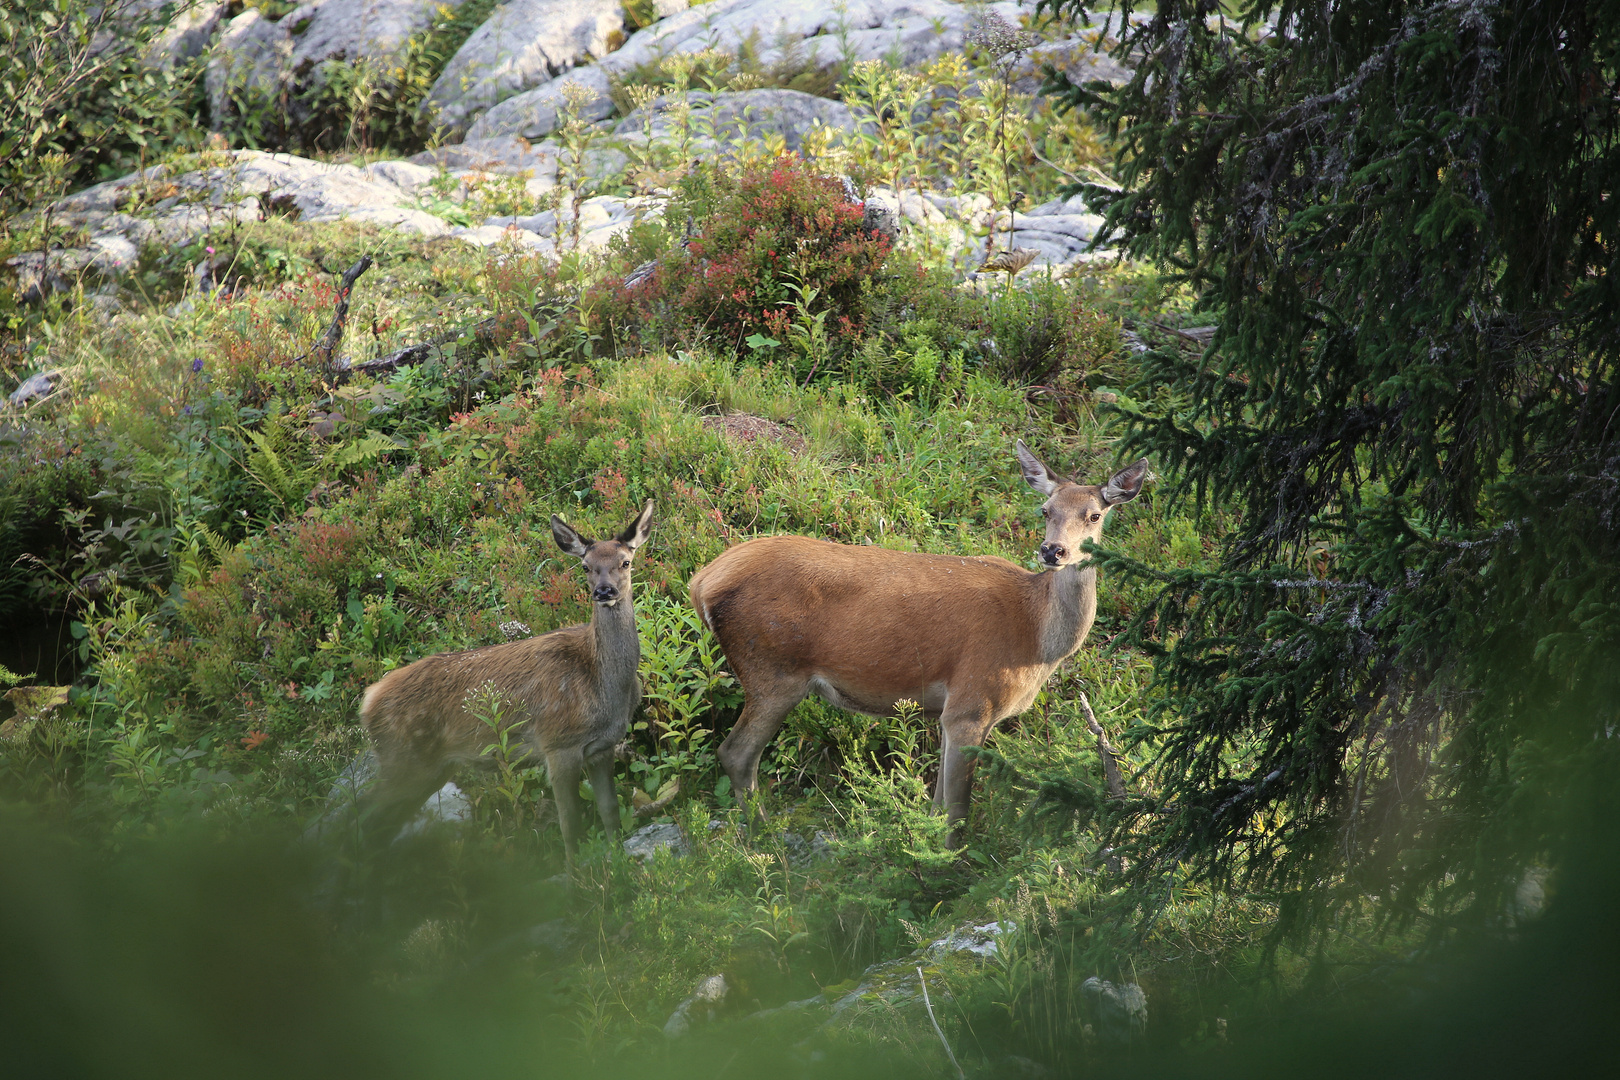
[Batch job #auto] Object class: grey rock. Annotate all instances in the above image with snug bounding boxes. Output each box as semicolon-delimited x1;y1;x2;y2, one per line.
362;159;442;195
614;88;868;151
467;0;1039;139
452;224;556;253
1001;232;1084;265
464;65;615;141
1010;32;1135;96
776;829;835;867
7;370;63;408
204;9;289;121
927;920;1014;961
285;0;453;73
1081;976;1147;1045
1011;211;1103;241
427;0;626;134
602;0;979;76
87;235;140;276
663;974;728;1037
623;820;688;860
7;249;93;304
862;199;898;244
144;0;230;67
300;748;378;842
46;152;453;246
325;749;381;804
827;921;1013;1017
519;918;579;958
1022;192;1094;218
409;136;559;177
395;781;473;838
206;0;471;122
1512;865;1549;923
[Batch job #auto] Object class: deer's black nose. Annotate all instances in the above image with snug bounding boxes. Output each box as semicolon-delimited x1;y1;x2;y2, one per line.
593;585;618;602
1039;542;1067;566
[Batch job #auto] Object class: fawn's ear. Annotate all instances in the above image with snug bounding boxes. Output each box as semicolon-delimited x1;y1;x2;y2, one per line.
1015;439;1063;496
617;499;655;551
551;515;591;557
1101;459;1149;505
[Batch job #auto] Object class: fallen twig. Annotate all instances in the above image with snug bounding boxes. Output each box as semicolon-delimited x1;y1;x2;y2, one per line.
308;255;373;376
916;966;965;1080
1078;691;1127;800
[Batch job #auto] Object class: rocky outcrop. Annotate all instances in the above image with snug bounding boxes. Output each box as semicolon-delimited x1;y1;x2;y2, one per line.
613;88;869;151
205;0;472;121
1009;33;1134;95
623;821;689;860
663;974;729;1037
465;66;618;142
9;150;455;303
604;0;996;73
142;0;231;68
1081;977;1148;1046
465;0;1035;141
426;0;628;134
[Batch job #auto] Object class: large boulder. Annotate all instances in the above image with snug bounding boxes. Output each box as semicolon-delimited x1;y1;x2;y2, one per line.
613;88;869;151
465;0;1037;141
426;0;628;134
127;0;232;68
603;0;983;72
20;150;453;294
1009;33;1134;95
205;0;470;123
464;66;616;142
1081;977;1148;1046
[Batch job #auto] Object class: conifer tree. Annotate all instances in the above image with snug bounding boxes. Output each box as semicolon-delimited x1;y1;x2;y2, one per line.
1042;0;1620;935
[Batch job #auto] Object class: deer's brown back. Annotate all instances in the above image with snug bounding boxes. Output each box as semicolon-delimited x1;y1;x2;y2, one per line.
360;625;618;761
691;536;1044;698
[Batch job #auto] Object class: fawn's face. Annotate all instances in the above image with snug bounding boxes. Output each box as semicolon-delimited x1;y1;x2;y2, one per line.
1015;442;1149;568
579;540;637;606
551;500;656;609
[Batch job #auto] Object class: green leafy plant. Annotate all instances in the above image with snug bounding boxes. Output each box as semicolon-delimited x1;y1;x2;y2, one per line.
612;155;894;354
0;0;204;220
632;593;742;799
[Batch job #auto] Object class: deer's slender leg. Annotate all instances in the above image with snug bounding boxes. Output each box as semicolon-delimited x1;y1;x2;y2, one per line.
353;740;452;849
586;749;621;840
936;702;997;848
717;675;808;819
546;746;586;864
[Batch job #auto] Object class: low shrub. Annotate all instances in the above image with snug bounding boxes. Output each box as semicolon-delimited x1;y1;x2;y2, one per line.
606;156;894;360
0;0;205;221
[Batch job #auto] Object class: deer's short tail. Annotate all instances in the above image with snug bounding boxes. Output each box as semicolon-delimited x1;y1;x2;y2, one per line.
688;571;714;632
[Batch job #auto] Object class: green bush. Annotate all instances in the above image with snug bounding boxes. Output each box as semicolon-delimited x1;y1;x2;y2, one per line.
0;0;203;220
607;156;895;360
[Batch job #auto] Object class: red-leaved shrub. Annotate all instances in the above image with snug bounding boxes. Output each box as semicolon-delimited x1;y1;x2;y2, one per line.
612;155;894;351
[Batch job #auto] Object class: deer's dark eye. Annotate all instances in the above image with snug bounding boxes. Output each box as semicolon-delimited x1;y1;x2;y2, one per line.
1090;513;1102;523
1040;507;1050;518
621;560;630;568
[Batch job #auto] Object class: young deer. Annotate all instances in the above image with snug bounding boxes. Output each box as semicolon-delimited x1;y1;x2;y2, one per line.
688;445;1146;845
356;501;654;862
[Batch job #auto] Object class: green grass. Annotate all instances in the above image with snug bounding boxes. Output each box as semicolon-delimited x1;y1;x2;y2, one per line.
0;131;1392;1072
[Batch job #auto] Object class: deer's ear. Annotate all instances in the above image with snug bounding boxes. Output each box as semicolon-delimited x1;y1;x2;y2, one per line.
1016;439;1062;496
1101;459;1149;505
617;499;655;551
551;515;591;557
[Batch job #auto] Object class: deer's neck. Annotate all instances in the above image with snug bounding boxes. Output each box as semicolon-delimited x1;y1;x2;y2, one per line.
1035;562;1098;666
591;599;641;677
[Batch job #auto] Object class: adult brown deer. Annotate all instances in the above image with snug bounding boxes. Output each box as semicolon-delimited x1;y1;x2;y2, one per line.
355;500;654;862
689;445;1146;844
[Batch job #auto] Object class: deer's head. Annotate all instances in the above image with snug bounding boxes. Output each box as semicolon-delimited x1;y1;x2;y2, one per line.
551;500;655;607
1015;441;1147;568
